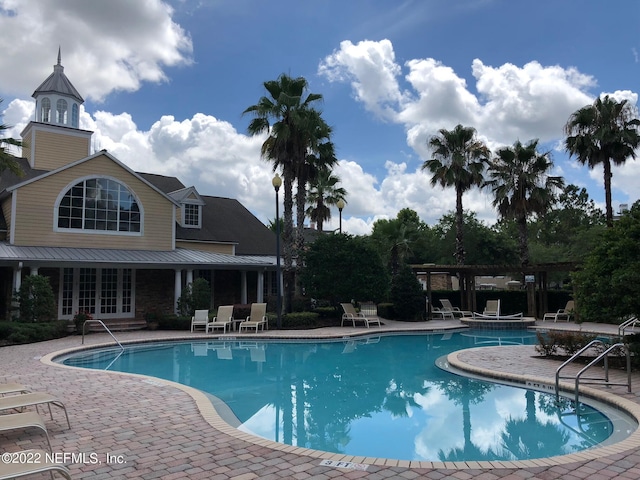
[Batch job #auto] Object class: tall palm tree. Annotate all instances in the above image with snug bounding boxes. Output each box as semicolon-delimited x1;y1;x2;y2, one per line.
243;74;324;310
0;99;24;177
565;95;640;227
422;124;490;265
305;167;346;232
485;139;565;266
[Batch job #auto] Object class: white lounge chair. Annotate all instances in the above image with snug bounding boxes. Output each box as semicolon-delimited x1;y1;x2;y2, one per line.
543;300;575;322
0;383;30;396
439;299;472;318
206;305;234;333
340;303;381;328
239;303;268;333
0;412;52;451
0;392;71;430
190;309;210;332
0;449;72;479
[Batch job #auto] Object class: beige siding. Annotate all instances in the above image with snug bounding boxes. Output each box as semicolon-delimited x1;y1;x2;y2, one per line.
33;130;90;170
176;240;234;255
1;196;11;239
13;154;175;250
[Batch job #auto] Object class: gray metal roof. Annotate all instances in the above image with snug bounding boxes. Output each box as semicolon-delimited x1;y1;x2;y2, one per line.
0;242;274;269
32;51;84;103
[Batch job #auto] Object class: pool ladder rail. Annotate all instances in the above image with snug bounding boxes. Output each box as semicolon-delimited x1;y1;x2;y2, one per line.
555;339;631;405
81;319;125;351
618;316;640;336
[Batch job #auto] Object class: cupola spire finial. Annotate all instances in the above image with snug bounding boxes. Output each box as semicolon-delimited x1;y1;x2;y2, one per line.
57;46;61;65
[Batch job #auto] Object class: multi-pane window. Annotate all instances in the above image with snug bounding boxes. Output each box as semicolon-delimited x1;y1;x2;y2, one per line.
183;203;200;227
72;103;79;128
41;98;51;123
57;178;141;233
56;99;68;124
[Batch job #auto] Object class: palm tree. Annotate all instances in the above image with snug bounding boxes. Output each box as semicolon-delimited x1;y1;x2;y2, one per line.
422;124;490;265
244;74;324;310
565;95;640;227
306;167;346;232
485;139;565;266
0;99;24;177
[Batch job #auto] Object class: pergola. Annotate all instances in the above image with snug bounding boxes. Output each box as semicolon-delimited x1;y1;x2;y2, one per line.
411;262;579;319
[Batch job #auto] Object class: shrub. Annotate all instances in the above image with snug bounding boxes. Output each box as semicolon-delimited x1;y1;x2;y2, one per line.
390;265;425;321
535;330;597;356
377;303;395;319
313;306;338;318
176;278;211;316
281;312;320;328
73;310;93;334
0;320;69;346
15;275;57;322
157;314;191;330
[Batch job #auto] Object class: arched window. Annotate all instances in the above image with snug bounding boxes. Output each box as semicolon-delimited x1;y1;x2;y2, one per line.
57;178;142;233
71;103;79;128
41;98;51;123
56;99;68;124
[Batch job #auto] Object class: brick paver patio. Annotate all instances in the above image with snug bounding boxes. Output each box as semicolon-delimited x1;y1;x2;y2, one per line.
2;319;640;479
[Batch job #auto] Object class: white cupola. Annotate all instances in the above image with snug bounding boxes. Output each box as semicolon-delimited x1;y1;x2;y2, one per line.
32;48;84;129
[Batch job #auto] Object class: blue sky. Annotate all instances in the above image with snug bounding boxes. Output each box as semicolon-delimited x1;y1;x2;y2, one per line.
1;0;639;234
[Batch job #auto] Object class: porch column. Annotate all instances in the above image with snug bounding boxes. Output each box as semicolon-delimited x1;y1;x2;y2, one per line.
186;269;193;287
174;269;182;314
241;270;247;304
257;270;264;303
30;266;39;276
13;262;23;293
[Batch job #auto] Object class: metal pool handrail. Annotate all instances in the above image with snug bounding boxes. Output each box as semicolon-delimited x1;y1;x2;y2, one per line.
81;319;124;352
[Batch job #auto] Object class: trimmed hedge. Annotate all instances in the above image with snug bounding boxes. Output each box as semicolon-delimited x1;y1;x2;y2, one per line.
0;320;70;346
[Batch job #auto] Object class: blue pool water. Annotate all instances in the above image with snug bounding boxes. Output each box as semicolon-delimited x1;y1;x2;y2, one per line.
60;330;633;462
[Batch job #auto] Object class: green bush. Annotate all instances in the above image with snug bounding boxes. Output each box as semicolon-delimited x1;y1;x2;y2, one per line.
15;275;57;322
157;315;192;330
377;303;395;319
281;312;320;328
535;330;597;356
0;320;69;346
390;265;425;321
176;278;211;316
313;306;338;318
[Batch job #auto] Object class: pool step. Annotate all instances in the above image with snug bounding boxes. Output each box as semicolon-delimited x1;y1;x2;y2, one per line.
84;318;148;332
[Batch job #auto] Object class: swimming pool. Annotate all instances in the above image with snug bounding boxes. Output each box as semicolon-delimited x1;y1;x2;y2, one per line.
60;330;635;462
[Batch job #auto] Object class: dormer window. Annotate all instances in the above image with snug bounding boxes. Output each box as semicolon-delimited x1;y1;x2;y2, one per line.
183;203;201;228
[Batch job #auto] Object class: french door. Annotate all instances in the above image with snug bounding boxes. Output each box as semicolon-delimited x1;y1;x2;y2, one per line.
60;267;135;319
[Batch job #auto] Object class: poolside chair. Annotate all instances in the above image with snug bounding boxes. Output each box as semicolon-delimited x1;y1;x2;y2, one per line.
543;300;575;322
0;392;71;430
440;299;472;318
206;305;234;333
0;412;52;451
340;303;381;328
239;303;268;333
0;383;30;396
482;299;501;316
0;449;72;480
190;309;210;332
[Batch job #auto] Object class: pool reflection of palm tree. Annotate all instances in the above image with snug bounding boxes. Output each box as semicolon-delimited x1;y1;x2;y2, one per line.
437;377;496;461
498;391;571;460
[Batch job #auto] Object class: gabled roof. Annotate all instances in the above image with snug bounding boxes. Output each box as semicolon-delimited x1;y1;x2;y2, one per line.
137;172;185;193
168;186;205;205
32;50;84;103
0;158;47;197
6;150;180;207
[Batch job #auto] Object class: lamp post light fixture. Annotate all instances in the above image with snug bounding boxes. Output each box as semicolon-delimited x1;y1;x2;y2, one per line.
272;173;283;329
337;198;345;234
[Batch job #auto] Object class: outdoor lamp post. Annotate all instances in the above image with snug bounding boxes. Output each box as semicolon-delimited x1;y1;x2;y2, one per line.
337;199;345;234
272;174;283;329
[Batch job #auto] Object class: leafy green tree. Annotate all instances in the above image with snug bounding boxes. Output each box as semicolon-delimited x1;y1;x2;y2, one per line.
390;264;425;320
0;99;24;177
244;74;325;310
434;212;518;265
306;167;347;232
422;124;490;264
15;275;56;322
485;139;564;266
572;200;640;322
301;234;389;304
565;95;640;227
177;278;211;316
